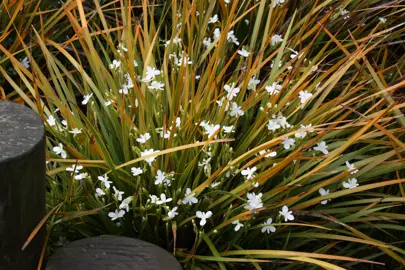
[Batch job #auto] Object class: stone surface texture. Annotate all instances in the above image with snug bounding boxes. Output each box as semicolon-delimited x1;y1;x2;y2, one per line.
0;101;46;270
46;236;183;270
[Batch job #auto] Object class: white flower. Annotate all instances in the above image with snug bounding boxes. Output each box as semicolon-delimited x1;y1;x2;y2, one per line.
95;188;105;197
298;90;313;104
141;149;159;165
223;126;234;133
271;34;283;46
279;205;294;222
61;120;68;127
281;137;295;150
224;0;230;3
203;37;212;48
346;161;358;174
155;170;167;185
146;66;161;78
213;28;221;40
265;82;282;95
119;88;128;95
113;186;124;201
156;193;172;205
69;128;82;137
272;0;286;8
21;57;30;68
108;209;125;221
53;143;67;159
341;9;350;20
259;150;277;158
182;188;198;205
196;211;213;226
98;174;112;189
314;141;329;155
379;17;387;23
232;220;244;231
237;48;250;57
208;14;218;24
267;119;281;131
47;115;56;126
289;48;301;59
137;133;151;144
319;188;330;205
148;81;165;91
82;93;93;105
244;192;263;210
167;207;179;219
295;124;313;139
119;196;133;212
133;60;138;67
224;83;240;100
229;102;244;117
149;194;159;204
261;218;276;234
271;60;283;68
211;182;220;188
74;173;88;180
131;167;143;176
247;76;260;90
343;178;359;189
204;124;221;138
109;60;121;70
66;165;83;173
241;167;257;180
104;100;113;106
227;30;239;45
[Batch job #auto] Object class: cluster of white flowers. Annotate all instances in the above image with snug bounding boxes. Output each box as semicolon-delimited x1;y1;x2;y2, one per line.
267;114;291;131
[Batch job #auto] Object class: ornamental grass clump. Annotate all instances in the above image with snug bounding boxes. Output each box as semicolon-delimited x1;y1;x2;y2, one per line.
2;0;405;269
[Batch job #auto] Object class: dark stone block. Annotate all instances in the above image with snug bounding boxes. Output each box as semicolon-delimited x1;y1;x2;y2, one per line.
0;101;46;270
46;236;183;270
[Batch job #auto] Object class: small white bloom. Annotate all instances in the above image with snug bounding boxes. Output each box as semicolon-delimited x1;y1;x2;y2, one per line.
53;143;67;159
267;119;281;131
265;82;282;95
259;150;277;158
261;218;276;234
145;66;161;78
104;100;113;106
247;76;260;90
289;48;301;59
69;128;82;137
378;17;387;23
223;126;234;133
281;137;295;150
203;37;212;48
341;9;350;20
141;149;159;165
299;90;313;104
229;102;244;117
245;192;263;210
98;174;112;189
232;220;244;231
74;172;88;180
137;133;151;144
108;209;125;221
211;181;220;188
66;165;83;173
113;186;124;201
95;188;105;197
157;193;172;205
167;207;179;219
109;60;121;70
295;124;313;139
279;205;294;222
345;161;358;174
155;170;167;185
237;48;250;57
196;211;213;226
271;34;283;46
119;196;133;212
131;167;143;176
241;167;257;180
204;124;221;138
314;141;329;155
149;194;159;204
227;30;239;45
119;88;129;95
319;188;330;205
21;57;30;68
82;93;93;105
343;178;359;189
209;14;219;24
182;188;198;205
47;115;56;127
224;83;240;100
148;81;165;91
213;28;221;40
